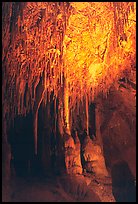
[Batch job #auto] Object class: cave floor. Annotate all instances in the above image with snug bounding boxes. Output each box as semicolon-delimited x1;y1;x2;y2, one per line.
3;173;115;202
84;173;115;202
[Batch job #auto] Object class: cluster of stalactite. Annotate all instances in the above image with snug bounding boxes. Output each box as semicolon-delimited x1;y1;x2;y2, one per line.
113;2;135;37
62;2;135;138
2;2;71;126
2;2;136;127
64;2;136;121
2;2;136;176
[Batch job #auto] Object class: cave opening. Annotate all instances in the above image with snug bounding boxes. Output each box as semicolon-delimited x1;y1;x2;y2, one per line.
2;2;136;202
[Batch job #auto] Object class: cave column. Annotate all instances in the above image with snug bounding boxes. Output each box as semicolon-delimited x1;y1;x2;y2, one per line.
62;64;82;174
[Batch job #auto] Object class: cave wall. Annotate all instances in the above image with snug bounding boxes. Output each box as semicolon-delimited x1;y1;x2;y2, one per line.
99;72;136;176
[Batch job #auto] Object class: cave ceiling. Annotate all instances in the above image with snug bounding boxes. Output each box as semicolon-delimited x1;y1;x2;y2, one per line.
2;2;136;121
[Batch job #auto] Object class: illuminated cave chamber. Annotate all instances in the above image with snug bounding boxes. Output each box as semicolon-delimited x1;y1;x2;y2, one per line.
2;2;136;202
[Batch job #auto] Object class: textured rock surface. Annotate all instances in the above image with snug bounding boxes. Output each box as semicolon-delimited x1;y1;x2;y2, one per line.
100;81;136;176
2;2;136;202
82;136;108;176
64;134;82;174
59;174;101;202
2;175;102;202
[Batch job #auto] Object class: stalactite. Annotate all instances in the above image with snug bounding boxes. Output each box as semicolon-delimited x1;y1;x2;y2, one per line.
54;97;57;134
33;109;38;155
33;89;45;155
86;93;89;136
57;88;64;136
63;69;70;135
2;1;136;163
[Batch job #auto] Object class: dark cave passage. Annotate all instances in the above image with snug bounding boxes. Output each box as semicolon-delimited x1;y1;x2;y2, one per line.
8;100;97;178
111;160;136;202
8;113;34;177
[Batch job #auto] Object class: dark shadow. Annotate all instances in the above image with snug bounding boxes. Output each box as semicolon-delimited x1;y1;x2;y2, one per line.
89;103;96;139
8;112;34;177
111;160;136;202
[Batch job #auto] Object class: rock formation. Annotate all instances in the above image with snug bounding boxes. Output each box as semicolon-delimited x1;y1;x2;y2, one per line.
2;2;136;202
